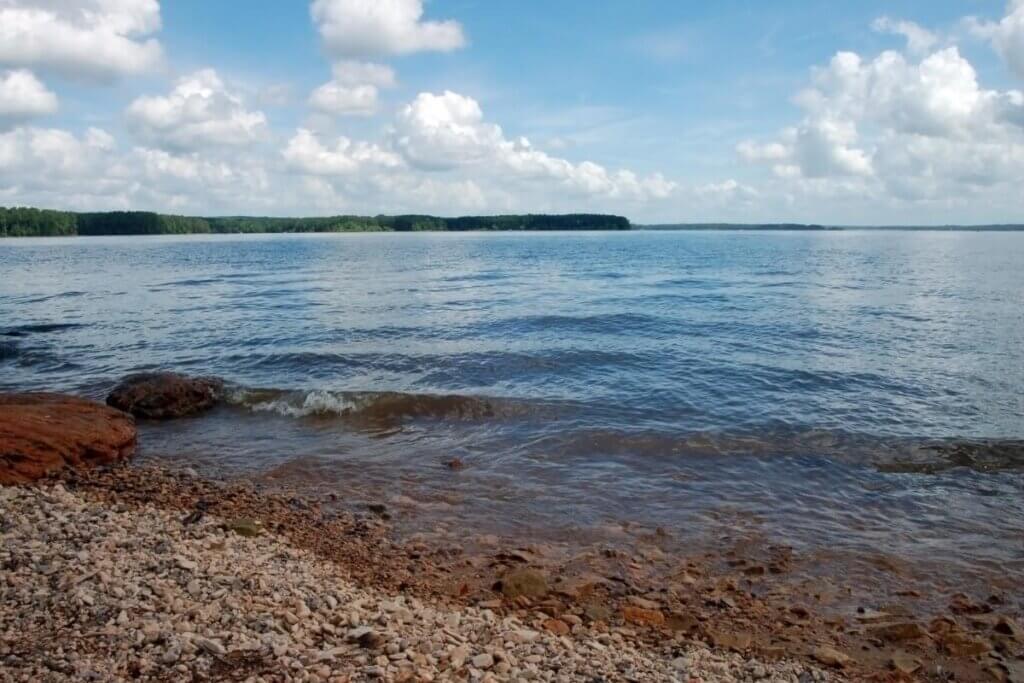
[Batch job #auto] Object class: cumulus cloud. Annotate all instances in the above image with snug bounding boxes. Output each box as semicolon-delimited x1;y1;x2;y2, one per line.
0;0;162;80
309;61;397;116
391;91;676;200
738;44;1024;200
968;0;1024;79
0;69;57;127
282;128;402;175
126;69;268;151
311;0;465;58
872;17;938;56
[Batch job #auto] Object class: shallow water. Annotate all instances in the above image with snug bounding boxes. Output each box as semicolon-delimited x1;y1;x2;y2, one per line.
2;230;1023;599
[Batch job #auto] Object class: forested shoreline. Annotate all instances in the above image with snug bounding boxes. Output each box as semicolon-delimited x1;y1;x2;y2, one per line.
0;207;630;237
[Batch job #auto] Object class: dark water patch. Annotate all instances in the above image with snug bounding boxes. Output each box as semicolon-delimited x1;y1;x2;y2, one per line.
478;312;664;338
0;339;17;360
2;322;87;336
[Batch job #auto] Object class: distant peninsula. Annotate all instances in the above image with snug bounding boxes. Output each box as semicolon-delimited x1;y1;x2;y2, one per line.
0;207;630;237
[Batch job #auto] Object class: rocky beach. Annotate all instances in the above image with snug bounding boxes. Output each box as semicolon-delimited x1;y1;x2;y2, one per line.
2;379;1024;682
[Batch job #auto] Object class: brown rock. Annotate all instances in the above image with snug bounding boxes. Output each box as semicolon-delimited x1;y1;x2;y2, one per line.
995;616;1024;641
622;606;665;627
666;612;698;633
868;621;928;642
812;645;852;668
583;603;612;622
499;569;548;599
707;629;752;652
543;618;570;636
0;393;136;485
890;651;921;675
106;372;222;419
942;631;992;657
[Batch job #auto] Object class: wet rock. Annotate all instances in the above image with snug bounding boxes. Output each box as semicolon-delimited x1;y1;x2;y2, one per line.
622;606;665;627
443;458;465;470
707;629;752;652
226;518;263;537
890;651;921;675
0;393;136;485
942;631;992;657
106;372;222;419
995;616;1024;641
498;568;548;599
812;645;852;668
868;621;928;642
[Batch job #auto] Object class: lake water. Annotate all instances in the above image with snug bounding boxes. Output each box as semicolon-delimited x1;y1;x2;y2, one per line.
2;230;1023;602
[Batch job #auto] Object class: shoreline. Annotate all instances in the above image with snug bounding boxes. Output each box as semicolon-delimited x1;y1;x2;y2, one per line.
2;466;827;683
4;462;1021;681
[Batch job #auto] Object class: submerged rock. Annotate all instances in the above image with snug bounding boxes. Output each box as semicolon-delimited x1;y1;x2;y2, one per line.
499;568;549;599
107;372;223;419
0;393;136;485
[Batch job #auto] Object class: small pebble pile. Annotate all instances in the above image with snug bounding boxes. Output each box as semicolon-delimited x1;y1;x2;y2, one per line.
0;484;833;682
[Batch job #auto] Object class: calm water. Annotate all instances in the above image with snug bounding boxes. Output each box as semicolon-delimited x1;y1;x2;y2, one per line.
2;231;1023;595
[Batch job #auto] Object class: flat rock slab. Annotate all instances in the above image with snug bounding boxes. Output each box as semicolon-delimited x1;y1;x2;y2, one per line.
0;393;136;485
107;372;223;419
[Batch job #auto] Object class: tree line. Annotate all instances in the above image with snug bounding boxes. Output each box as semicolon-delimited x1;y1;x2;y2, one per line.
0;207;631;237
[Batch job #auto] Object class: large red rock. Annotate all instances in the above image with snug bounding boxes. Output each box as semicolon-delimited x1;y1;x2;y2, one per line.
0;393;137;485
106;372;223;419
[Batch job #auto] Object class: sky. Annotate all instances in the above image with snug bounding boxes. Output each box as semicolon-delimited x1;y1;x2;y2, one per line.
1;0;1023;224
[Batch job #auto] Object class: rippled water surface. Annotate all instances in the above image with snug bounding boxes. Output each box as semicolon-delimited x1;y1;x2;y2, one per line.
2;231;1023;594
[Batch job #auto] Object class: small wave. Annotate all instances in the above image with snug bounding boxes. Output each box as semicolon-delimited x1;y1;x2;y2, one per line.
1;322;86;337
225;387;508;424
0;340;17;360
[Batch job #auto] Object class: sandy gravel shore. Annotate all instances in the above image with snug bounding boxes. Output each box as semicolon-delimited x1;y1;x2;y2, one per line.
0;482;832;682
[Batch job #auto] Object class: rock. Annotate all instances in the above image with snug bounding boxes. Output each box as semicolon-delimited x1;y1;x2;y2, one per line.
106;372;222;419
622;606;665;627
995;616;1024;641
543;618;570;636
499;569;548;599
890;651;921;675
942;631;992;656
226;518;263;537
0;393;136;485
583;604;612;622
707;629;752;652
627;596;661;610
443;458;465;470
812;646;852;668
867;621;928;642
471;653;494;669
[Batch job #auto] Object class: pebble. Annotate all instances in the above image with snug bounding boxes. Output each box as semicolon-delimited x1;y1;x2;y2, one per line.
0;484;831;682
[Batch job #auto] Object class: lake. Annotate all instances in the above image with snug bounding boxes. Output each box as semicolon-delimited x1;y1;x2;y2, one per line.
2;230;1023;605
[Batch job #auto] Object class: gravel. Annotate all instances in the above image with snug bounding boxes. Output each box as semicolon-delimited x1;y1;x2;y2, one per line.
0;484;836;682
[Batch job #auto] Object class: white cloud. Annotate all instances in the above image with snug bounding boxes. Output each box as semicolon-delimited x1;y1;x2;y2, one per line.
308;61;396;116
392;91;676;200
872;16;938;56
968;0;1024;79
311;0;465;58
126;69;268;151
0;69;57;127
282;128;403;175
738;36;1024;213
0;0;162;80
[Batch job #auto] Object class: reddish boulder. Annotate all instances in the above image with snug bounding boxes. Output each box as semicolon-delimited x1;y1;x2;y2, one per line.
107;372;223;419
0;393;136;485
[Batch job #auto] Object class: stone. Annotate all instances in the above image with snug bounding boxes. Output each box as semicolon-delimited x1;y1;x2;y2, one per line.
621;606;665;627
543;619;570;636
707;629;752;652
942;631;992;657
890;651;921;675
471;653;494;669
226;518;263;537
499;569;548;599
867;621;928;642
106;372;223;419
583;604;612;622
0;393;136;485
812;645;852;668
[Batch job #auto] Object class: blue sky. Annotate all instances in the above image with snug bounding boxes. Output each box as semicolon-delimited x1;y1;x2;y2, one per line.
1;0;1023;223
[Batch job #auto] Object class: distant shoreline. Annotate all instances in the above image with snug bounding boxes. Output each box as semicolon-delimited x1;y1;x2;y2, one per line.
640;223;1024;231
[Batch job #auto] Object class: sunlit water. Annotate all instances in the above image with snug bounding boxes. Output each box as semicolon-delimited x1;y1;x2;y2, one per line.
2;230;1023;599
